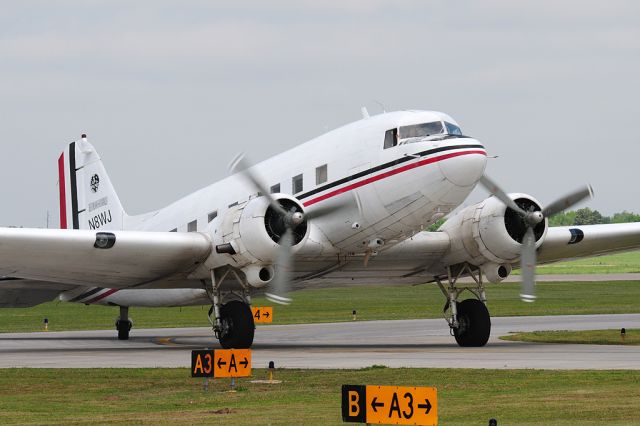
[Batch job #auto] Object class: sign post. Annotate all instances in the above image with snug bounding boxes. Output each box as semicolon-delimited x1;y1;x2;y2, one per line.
342;384;437;425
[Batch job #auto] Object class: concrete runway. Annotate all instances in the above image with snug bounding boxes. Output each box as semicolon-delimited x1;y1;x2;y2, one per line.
1;314;639;370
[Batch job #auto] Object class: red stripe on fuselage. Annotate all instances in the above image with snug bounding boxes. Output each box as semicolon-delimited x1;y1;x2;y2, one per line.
302;149;486;207
58;153;67;229
85;288;119;304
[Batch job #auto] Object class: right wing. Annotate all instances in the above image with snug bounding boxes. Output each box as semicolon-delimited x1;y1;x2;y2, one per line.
0;228;212;288
538;222;640;264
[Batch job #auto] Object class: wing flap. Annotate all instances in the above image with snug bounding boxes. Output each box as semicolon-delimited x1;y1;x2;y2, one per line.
0;228;212;287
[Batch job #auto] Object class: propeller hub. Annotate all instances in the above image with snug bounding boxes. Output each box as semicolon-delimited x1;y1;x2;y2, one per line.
526;211;544;226
290;212;305;227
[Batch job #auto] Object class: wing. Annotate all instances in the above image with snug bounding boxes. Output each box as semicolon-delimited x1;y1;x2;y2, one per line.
538;222;640;263
293;231;452;286
0;228;212;288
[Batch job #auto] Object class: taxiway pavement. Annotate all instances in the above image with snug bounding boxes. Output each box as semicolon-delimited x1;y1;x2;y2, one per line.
1;314;639;370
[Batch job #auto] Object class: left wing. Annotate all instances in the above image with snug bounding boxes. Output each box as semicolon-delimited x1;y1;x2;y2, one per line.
0;228;212;288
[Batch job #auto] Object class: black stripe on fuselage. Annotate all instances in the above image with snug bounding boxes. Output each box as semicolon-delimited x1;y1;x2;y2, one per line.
296;143;485;201
69;142;79;229
69;287;102;303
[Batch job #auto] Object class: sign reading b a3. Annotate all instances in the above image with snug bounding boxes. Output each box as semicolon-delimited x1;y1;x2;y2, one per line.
251;306;273;323
342;384;437;425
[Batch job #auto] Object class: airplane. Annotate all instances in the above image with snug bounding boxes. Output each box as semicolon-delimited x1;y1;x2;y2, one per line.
2;109;640;349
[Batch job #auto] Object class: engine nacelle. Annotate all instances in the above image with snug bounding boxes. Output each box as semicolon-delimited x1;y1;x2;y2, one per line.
440;193;548;278
213;194;308;272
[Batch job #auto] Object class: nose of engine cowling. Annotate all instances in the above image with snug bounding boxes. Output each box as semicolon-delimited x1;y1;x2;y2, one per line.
437;140;487;187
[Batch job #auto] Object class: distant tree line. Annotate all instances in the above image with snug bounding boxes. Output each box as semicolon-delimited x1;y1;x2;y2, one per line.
428;207;640;231
548;208;640;226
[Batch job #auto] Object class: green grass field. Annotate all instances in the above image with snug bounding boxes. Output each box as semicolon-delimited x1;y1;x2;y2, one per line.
0;368;639;425
2;280;640;333
501;329;640;345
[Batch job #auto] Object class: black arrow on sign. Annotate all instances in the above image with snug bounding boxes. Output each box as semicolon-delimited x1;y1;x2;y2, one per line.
217;358;227;369
418;399;432;414
371;397;384;412
264;311;270;318
240;358;249;368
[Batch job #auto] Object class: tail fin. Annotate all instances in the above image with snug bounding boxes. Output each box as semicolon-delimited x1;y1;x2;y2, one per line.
57;136;126;230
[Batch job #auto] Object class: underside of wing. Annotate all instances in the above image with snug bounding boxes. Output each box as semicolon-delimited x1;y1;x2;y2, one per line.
0;228;212;288
292;231;452;286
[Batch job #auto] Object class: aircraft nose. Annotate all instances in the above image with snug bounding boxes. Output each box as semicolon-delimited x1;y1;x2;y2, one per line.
437;141;487;187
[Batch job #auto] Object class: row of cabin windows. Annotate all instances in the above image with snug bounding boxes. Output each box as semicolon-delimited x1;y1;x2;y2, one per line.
272;164;327;195
170;210;218;233
171;164;328;232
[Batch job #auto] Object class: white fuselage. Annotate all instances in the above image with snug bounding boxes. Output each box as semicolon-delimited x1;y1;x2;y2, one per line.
68;110;488;306
135;111;485;253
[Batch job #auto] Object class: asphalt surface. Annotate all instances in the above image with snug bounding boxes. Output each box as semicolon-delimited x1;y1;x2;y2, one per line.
1;314;639;370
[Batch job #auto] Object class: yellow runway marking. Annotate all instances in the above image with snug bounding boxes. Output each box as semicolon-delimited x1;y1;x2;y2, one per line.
154;337;177;346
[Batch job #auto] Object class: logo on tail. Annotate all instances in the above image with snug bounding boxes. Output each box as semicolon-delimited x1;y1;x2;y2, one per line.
90;174;100;193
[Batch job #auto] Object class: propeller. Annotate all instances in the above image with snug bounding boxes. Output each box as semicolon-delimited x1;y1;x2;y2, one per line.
229;153;343;305
479;175;593;302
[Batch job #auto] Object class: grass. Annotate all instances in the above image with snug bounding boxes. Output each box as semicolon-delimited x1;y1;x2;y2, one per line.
2;281;640;333
518;250;640;274
0;368;639;425
501;329;640;346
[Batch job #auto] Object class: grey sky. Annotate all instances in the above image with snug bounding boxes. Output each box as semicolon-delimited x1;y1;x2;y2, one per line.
1;1;639;227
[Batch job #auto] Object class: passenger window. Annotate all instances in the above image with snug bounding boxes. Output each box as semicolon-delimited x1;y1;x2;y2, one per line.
383;129;398;149
292;174;303;194
187;220;197;232
207;211;218;223
316;164;327;185
270;183;281;193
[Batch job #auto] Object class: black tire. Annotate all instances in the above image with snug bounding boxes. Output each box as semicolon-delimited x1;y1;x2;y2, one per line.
453;299;491;347
116;320;132;340
218;301;255;349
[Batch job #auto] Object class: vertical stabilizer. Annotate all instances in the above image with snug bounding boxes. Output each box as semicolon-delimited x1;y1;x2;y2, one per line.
58;136;126;230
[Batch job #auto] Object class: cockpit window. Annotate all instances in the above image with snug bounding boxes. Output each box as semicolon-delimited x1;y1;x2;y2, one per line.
383;128;398;149
445;122;463;136
398;122;444;140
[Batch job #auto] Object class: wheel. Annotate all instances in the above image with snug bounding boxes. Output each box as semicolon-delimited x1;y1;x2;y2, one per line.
218;301;255;349
116;319;132;340
453;299;491;347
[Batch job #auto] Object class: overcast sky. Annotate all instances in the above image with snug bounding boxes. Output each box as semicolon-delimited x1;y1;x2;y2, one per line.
1;1;639;227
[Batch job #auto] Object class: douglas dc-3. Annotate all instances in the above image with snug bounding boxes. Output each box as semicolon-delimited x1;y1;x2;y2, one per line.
2;109;640;348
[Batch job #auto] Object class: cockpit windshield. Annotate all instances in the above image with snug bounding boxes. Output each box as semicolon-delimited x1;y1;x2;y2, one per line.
444;122;463;136
398;122;444;139
384;120;466;149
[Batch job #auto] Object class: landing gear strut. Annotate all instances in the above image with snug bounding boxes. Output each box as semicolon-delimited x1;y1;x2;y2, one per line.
206;268;255;349
115;306;132;340
437;263;491;347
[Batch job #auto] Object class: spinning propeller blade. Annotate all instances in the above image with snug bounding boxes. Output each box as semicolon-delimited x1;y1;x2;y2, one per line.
230;153;344;304
480;175;593;302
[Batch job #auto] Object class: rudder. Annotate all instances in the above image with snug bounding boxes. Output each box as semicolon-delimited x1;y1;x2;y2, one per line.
58;135;126;230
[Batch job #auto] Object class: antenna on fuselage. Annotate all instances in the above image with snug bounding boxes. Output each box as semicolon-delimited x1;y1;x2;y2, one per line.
360;107;370;119
372;100;387;113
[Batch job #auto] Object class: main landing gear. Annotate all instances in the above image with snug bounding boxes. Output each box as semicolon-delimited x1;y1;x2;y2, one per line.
206;268;255;349
115;306;133;340
437;263;491;347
